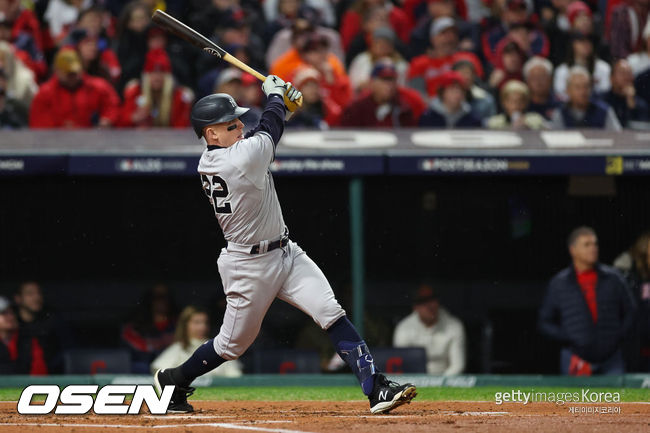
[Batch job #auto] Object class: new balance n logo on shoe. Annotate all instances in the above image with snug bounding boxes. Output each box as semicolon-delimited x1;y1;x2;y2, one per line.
369;374;417;414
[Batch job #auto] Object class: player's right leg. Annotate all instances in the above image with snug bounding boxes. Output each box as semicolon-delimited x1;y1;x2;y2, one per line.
154;249;286;413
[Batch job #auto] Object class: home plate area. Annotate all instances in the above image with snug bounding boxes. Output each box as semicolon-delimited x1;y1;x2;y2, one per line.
1;401;648;433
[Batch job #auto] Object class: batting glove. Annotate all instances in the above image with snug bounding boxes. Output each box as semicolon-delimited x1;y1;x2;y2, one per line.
284;83;302;111
262;75;287;98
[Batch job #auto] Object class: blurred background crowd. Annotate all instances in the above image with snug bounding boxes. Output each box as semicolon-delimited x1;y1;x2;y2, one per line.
1;0;650;131
1;226;648;376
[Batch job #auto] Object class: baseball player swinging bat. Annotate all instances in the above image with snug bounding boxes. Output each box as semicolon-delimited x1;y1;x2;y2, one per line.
151;9;302;111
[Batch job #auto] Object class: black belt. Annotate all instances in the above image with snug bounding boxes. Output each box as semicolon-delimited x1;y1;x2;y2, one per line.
249;236;288;254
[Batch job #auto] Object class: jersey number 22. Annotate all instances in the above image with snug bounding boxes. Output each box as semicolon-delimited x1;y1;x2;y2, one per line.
201;174;232;214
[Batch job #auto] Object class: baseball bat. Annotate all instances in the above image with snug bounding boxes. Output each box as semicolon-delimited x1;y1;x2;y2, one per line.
151;10;302;108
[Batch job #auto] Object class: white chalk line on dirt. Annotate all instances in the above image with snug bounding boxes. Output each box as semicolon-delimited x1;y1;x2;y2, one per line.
440;411;509;416
0;423;314;433
144;415;237;419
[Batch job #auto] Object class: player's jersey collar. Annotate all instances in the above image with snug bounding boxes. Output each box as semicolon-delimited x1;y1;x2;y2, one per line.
200;137;227;151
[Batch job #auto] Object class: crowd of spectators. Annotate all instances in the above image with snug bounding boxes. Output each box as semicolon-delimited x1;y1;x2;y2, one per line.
0;0;648;131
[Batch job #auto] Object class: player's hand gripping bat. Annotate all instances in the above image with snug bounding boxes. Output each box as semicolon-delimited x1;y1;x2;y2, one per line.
151;9;302;111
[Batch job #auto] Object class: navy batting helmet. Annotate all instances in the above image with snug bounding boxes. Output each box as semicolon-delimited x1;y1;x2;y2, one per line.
190;93;249;138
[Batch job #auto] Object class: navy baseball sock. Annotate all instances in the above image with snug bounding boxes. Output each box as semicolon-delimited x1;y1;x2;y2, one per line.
173;339;226;386
327;316;377;396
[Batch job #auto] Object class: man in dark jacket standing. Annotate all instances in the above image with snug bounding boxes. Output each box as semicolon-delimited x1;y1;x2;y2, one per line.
538;226;637;375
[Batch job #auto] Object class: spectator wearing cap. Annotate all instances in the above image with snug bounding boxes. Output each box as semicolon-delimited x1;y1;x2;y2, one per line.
538;226;637;375
0;41;37;110
408;17;482;99
348;26;409;93
68;28;121;86
609;0;650;60
340;60;418;127
408;0;480;59
0;67;27;128
487;38;527;90
549;66;622;130
523;56;560;120
553;33;611;101
286;66;342;128
418;70;481;127
393;284;466;375
344;4;411;68
339;0;411;52
486;80;548;129
116;2;152;92
0;295;50;375
266;6;345;70
119;48;194;128
451;55;496;119
627;21;650;76
481;0;549;66
603;59;649;127
29;48;120;128
566;1;595;37
271;32;352;109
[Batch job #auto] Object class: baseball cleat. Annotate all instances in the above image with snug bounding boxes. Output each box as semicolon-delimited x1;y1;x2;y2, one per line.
154;368;195;413
368;374;417;414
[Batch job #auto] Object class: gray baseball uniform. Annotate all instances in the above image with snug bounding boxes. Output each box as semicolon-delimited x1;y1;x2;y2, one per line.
198;101;345;361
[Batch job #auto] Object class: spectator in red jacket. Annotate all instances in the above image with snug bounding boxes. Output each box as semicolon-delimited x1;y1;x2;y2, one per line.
408;17;481;98
119;48;194;128
29;48;120;128
341;59;418;127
